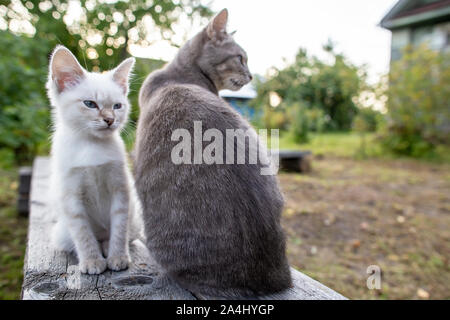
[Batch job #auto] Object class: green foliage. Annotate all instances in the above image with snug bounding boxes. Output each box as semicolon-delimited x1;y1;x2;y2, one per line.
261;106;289;130
0;31;51;166
0;1;212;166
380;45;450;157
353;107;383;133
288;103;310;143
253;42;368;133
1;0;211;71
286;103;327;143
273;131;381;159
304;108;327;133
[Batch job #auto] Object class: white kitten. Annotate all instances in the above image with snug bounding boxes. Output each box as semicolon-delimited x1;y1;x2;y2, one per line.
47;46;139;274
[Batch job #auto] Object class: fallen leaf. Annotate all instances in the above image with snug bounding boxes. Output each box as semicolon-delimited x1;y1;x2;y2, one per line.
397;216;406;223
285;208;295;217
351;239;361;250
388;254;400;261
417;288;430;299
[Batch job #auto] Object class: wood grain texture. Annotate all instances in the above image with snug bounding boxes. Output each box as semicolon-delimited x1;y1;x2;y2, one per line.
21;157;347;300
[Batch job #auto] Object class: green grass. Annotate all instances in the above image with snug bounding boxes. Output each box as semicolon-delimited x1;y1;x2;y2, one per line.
0;168;27;300
0;131;448;299
279;132;373;158
273;131;450;163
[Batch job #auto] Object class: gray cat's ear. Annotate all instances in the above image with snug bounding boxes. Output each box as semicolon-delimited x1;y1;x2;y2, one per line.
206;8;228;41
112;57;135;95
50;45;85;93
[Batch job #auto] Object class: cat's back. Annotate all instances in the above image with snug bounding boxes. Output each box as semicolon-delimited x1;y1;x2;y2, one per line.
135;82;291;297
140;80;235;125
137;81;245;162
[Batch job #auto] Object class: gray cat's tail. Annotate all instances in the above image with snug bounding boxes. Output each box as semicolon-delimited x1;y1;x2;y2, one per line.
180;284;258;300
169;269;293;300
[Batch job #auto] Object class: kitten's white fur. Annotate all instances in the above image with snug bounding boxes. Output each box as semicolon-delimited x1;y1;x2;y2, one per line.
47;46;141;274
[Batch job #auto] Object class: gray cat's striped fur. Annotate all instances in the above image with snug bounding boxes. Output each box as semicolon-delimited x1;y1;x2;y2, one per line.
135;9;292;297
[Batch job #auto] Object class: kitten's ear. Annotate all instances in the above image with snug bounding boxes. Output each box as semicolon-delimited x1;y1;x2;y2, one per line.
112;57;135;95
206;8;228;41
50;46;85;93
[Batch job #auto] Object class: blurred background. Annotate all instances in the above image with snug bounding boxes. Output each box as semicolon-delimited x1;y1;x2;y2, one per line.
0;0;449;300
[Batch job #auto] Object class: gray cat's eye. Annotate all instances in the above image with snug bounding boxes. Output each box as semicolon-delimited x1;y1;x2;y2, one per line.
113;103;122;110
238;55;244;65
83;100;98;109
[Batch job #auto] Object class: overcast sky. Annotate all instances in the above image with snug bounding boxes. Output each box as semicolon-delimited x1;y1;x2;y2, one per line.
205;0;399;83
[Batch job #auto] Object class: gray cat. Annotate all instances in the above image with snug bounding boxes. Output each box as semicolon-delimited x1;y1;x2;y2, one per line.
135;9;292;297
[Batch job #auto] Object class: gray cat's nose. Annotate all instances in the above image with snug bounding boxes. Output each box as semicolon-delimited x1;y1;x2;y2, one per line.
104;118;114;127
248;74;253;81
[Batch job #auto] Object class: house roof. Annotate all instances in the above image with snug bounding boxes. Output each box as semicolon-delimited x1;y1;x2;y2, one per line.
380;0;450;30
219;83;257;99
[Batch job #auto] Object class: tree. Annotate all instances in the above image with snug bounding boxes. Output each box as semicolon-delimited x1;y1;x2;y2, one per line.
0;31;50;165
253;43;369;132
0;0;211;70
0;0;212;166
380;45;450;156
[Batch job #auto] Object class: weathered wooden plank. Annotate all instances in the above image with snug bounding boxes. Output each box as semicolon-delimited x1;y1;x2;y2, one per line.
21;157;195;300
196;268;346;300
22;157;347;300
260;269;346;300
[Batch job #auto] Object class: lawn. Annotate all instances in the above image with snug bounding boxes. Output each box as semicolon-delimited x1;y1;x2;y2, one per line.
277;131;449;299
276;131;450;163
0;168;27;300
281;157;450;299
277;132;369;158
0;132;449;300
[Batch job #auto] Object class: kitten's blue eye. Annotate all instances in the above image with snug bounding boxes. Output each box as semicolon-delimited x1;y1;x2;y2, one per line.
83;100;98;109
113;103;122;110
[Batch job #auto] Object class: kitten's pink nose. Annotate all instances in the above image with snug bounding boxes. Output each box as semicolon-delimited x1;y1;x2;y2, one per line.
104;117;114;127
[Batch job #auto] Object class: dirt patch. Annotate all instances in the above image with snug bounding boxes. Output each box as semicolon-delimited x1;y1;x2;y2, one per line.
280;157;450;300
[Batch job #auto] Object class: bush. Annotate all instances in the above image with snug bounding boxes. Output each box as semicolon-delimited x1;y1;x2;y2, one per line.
0;103;50;165
380;45;450;156
288;103;310;143
253;43;368;131
352;107;383;133
0;32;50;167
287;103;328;143
260;105;289;130
305;108;327;133
0;31;165;164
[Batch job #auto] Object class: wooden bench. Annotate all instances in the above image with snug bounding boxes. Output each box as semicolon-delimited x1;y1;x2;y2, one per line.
272;150;313;173
21;157;346;300
17;166;32;217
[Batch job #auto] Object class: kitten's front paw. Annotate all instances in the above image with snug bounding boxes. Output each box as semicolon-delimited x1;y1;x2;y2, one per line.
79;257;107;275
107;255;129;271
